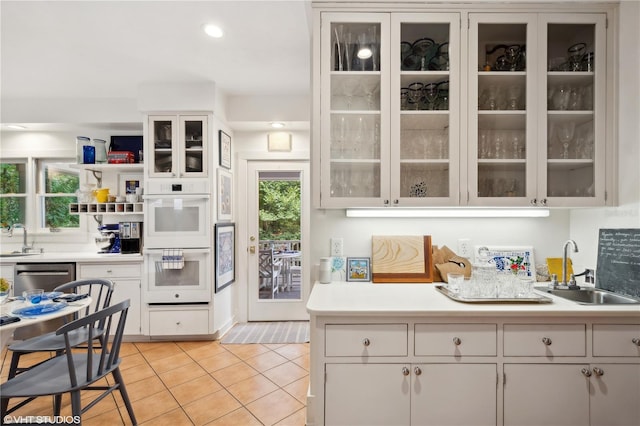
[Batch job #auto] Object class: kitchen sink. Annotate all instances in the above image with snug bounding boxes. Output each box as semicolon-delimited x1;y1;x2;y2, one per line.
0;252;40;258
537;287;640;305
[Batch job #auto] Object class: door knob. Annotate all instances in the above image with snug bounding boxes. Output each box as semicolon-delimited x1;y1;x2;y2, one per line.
249;246;256;254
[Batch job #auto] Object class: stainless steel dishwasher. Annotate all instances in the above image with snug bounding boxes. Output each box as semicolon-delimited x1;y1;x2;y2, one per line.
13;262;76;340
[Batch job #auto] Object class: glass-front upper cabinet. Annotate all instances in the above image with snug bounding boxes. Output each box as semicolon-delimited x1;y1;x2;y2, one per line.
320;13;390;208
539;14;606;206
148;115;208;179
468;14;537;207
391;13;460;206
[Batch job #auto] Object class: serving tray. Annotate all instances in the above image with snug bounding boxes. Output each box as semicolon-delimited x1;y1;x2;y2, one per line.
12;302;68;317
435;285;553;304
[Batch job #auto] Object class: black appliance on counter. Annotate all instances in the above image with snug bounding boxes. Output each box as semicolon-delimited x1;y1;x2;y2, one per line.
120;222;143;254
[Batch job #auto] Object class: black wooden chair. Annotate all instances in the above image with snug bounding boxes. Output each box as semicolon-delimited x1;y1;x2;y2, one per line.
0;299;137;425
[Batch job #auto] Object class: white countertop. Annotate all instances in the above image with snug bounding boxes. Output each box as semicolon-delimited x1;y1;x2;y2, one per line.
306;282;640;317
0;252;142;264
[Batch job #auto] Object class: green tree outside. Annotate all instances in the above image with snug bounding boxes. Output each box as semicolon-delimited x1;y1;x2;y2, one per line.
0;164;24;227
259;180;300;241
44;168;79;228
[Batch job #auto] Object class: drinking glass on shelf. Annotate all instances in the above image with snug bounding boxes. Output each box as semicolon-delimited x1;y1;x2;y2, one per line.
507;85;522;110
552;85;570;111
567;42;587;72
568;87;581;111
494;131;506;159
400;88;409;110
557;121;576;159
485;85;503;110
423;83;439;110
511;130;524;159
407;82;424;110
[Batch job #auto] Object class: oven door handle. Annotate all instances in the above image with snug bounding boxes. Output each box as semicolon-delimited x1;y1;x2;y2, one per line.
143;194;210;200
145;248;211;254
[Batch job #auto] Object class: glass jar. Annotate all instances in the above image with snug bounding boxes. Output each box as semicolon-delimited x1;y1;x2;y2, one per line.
75;136;90;164
93;139;107;164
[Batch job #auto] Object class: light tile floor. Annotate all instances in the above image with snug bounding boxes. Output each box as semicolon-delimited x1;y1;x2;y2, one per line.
1;340;310;425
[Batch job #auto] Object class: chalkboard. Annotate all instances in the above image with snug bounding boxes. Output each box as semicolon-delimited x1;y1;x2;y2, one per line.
596;228;640;297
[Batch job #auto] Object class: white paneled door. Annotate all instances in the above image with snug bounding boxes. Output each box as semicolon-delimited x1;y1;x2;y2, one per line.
247;161;310;321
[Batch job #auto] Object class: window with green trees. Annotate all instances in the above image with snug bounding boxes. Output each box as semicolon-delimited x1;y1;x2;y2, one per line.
259;179;301;241
0;162;27;228
39;161;79;229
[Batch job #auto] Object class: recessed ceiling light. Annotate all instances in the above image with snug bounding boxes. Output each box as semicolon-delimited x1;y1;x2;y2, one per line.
203;24;223;38
270;122;285;129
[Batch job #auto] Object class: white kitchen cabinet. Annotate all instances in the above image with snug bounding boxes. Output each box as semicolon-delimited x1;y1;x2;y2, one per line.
313;5;614;209
317;12;460;207
77;261;142;336
147;115;208;179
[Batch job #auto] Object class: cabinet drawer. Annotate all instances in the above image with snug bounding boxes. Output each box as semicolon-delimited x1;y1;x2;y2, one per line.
79;262;141;279
325;324;408;357
593;324;640;357
415;323;497;356
149;309;209;336
504;324;586;356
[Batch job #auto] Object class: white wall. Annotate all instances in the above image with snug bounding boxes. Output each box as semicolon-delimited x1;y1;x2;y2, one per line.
569;0;640;273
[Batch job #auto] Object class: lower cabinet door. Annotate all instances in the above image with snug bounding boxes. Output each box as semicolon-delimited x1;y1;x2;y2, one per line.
325;363;410;426
411;363;497;426
504;364;590;426
110;279;141;336
590;364;640;426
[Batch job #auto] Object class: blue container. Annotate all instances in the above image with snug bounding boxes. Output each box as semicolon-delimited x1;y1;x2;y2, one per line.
83;145;95;164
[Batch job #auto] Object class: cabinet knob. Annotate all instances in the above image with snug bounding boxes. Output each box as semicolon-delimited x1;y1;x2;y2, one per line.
632;337;640;346
539;198;547;206
393;199;399;205
362;338;370;347
542;337;552;346
383;199;389;205
592;367;604;376
402;367;410;376
530;198;537;206
414;366;422;376
106;269;113;273
581;368;592;377
453;337;462;346
176;321;181;325
174;294;180;298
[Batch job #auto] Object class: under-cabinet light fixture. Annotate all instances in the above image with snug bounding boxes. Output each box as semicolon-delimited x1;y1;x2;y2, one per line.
5;124;27;130
270;122;285;129
345;208;550;218
203;24;224;38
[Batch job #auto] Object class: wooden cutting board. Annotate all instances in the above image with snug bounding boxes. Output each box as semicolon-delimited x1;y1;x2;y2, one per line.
372;235;433;283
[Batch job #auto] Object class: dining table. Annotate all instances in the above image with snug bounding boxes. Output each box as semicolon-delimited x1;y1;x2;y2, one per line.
273;250;301;291
0;296;93;351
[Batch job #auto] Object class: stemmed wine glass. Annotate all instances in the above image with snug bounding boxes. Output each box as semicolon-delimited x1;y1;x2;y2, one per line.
423;83;439;110
557;121;576;159
407;82;424;110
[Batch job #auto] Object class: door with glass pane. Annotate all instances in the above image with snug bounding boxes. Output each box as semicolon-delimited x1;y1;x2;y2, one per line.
539;14;607;206
391;13;460;206
468;14;537;206
320;13;390;207
247;161;310;321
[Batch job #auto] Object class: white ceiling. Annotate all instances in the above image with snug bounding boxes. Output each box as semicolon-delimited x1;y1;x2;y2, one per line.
0;0;312;130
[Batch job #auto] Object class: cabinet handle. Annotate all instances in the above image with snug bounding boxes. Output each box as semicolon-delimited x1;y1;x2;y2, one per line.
414;366;422;376
402;367;410;376
176;321;181;325
106;269;113;273
530;198;537;206
542;337;552;346
592;367;604;376
383;199;389;205
581;368;592;377
452;337;461;346
539;198;547;206
393;199;399;205
362;338;370;347
632;337;640;346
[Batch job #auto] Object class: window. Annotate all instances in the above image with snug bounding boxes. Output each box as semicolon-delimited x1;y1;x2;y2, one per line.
0;161;27;228
37;160;79;229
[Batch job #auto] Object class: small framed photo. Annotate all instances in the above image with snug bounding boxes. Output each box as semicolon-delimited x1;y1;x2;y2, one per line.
217;169;232;221
346;257;371;282
219;130;232;169
215;223;235;293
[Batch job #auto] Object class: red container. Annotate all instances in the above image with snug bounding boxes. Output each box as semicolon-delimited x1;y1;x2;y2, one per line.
107;151;135;164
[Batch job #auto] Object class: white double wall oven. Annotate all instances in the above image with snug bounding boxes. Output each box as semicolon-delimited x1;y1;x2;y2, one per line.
143;178;212;304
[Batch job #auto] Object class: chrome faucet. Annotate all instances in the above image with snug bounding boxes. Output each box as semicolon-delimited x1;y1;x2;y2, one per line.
9;223;31;253
561;239;579;289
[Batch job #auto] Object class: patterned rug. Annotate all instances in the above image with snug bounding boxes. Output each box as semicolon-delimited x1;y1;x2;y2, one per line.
221;321;310;344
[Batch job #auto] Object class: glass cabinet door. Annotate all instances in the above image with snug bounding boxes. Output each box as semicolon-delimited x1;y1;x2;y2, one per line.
149;116;178;178
179;116;207;177
469;14;537;206
320;13;390;207
540;14;606;206
391;13;460;206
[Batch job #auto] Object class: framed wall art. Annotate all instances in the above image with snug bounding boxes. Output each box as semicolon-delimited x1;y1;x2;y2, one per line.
219;130;232;169
215;223;235;293
347;257;371;282
217;169;232;221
